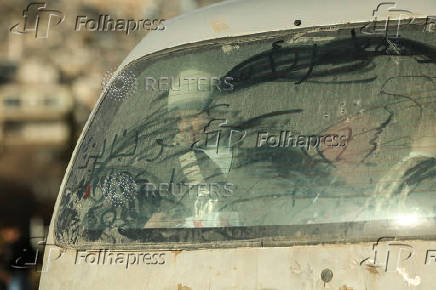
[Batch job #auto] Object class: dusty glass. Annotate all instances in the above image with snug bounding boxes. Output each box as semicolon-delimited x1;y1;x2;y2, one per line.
54;20;436;246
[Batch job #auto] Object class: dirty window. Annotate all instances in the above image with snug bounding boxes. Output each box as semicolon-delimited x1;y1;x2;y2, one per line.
55;20;436;246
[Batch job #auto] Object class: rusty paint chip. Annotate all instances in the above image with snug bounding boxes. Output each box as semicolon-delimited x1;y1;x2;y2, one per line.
210;17;229;32
366;265;379;274
173;250;183;257
177;283;192;290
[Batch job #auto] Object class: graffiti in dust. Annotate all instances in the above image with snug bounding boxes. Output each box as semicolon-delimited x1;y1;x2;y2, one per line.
223;30;436;91
55;21;436;245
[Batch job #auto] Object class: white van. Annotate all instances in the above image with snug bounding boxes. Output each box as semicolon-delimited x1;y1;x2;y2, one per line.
40;0;436;289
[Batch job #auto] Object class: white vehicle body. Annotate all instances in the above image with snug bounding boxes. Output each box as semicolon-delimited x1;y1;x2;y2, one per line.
40;0;436;289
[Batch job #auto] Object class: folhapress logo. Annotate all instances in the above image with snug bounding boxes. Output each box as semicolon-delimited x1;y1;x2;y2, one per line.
75;15;166;35
9;2;64;38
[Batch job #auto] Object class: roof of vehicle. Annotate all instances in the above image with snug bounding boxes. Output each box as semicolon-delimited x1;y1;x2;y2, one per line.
121;0;436;67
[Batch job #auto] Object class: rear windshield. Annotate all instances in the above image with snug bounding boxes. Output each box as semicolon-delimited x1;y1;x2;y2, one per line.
55;20;436;247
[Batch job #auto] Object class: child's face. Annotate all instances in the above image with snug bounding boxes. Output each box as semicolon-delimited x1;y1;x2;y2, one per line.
177;110;209;143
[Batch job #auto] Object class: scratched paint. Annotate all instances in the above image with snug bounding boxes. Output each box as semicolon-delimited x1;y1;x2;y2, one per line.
39;240;436;289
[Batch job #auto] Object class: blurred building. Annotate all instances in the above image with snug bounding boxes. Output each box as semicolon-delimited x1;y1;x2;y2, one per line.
0;0;224;234
0;1;224;288
0;62;72;148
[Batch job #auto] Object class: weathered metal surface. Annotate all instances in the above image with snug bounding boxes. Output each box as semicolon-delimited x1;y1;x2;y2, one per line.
39;240;436;289
121;0;436;67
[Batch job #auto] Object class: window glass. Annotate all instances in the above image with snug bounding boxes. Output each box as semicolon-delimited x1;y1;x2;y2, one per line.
3;98;21;107
55;20;436;246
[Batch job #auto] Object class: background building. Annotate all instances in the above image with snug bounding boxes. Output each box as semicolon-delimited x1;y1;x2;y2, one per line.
0;1;223;288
